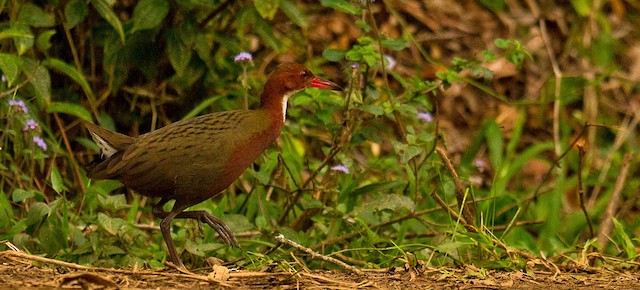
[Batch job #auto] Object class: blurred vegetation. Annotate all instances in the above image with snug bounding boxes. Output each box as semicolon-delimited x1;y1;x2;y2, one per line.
1;0;639;272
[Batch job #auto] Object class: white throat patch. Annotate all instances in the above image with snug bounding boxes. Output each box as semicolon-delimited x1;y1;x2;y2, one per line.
281;91;294;122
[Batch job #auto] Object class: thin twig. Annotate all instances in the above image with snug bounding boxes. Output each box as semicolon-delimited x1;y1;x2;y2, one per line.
513;123;615;216
435;147;476;227
1;249;239;287
587;108;640;207
53;113;86;194
539;18;563;161
576;143;594;238
597;153;633;249
0;75;33;98
274;234;364;275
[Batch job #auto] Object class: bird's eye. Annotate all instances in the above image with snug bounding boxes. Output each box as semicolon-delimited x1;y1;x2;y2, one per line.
300;70;309;78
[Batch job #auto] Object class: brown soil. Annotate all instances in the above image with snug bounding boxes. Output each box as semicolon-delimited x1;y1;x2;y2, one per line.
2;251;638;289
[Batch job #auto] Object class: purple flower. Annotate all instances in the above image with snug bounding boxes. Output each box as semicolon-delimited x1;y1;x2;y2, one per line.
383;54;396;70
417;112;433;123
474;159;486;169
1;75;6;82
33;136;47;151
234;52;253;63
330;165;350;174
23;119;39;131
9;100;28;113
351;63;360;70
474;159;488;173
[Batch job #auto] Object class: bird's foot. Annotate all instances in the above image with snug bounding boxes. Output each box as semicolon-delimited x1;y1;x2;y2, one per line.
197;212;240;248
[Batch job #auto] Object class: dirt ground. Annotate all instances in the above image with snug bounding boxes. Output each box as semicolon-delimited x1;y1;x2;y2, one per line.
1;251;638;289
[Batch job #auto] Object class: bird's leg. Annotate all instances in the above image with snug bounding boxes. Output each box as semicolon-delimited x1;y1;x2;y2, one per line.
152;200;240;248
152;199;188;269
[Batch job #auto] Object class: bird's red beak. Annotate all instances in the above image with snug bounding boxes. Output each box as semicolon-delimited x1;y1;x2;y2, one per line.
310;77;343;91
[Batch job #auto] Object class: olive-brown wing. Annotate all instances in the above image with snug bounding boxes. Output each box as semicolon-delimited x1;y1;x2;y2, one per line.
111;111;249;199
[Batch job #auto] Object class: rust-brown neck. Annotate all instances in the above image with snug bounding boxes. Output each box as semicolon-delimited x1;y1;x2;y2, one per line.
260;81;298;124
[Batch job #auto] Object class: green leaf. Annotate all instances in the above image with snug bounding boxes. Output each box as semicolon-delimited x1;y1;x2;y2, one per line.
131;0;170;32
254;15;281;51
477;0;505;11
280;0;308;28
570;0;591;16
320;0;360;15
401;145;422;163
22;58;51;103
9;24;34;55
381;38;409;51
11;189;36;202
222;214;254;233
46;102;93;122
354;193;416;216
92;0;125;43
483;119;503;169
26;202;49;227
97;213;125;236
18;3;55;28
361;104;385;116
592;33;615;68
0;53;23;86
44;58;95;101
40;221;67;256
50;164;64;194
0;193;13;231
65;0;89;29
613;218;636;259
166;28;192;74
36;29;56;53
0;26;34;40
254;0;279;20
322;49;346;62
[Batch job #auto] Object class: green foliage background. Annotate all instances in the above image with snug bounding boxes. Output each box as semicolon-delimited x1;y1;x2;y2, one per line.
0;0;638;270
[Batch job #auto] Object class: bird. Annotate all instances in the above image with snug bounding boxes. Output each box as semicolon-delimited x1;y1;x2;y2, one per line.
83;63;342;268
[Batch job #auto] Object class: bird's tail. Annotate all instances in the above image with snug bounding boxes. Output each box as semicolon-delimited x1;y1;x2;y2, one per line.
82;121;135;179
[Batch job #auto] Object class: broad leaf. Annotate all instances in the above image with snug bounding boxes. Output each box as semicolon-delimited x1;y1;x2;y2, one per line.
11;189;36;202
65;0;89;29
280;0;308;28
44;58;95;101
50;164;64;194
166;28;192;74
91;0;125;43
0;53;23;86
9;24;34;55
254;0;279;20
22;58;51;103
131;0;170;32
322;49;346;62
18;3;55;28
253;14;281;52
320;0;360;15
354;193;416;217
381;38;409;51
36;30;56;53
46;102;92;122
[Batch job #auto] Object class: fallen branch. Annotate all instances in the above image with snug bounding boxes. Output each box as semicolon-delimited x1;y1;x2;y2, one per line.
274;234;364;275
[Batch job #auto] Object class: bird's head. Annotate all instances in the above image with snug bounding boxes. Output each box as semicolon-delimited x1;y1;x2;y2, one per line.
261;63;342;108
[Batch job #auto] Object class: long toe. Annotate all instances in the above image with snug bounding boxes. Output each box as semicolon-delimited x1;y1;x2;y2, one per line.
201;213;240;247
